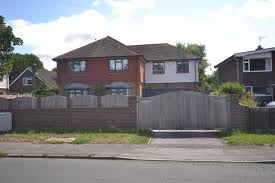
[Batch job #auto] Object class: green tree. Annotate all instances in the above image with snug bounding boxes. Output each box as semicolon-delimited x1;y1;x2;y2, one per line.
32;83;58;97
51;67;57;72
176;42;210;92
0;15;23;76
9;53;44;82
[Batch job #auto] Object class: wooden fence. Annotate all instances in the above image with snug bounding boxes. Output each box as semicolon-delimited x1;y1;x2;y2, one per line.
0;95;129;109
137;91;231;129
249;108;275;130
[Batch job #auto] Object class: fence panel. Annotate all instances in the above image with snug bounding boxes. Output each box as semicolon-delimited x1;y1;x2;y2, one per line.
70;95;97;108
12;96;37;109
0;97;9;110
249;108;275;129
101;95;128;108
41;95;67;109
138;91;230;129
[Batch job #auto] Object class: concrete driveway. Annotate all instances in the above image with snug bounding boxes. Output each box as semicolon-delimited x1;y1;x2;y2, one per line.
150;130;225;147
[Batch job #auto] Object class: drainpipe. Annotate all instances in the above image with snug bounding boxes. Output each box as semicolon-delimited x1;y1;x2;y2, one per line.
32;64;36;91
194;59;197;90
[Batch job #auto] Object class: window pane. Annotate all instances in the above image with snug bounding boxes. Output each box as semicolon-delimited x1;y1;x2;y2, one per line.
68;62;74;72
116;60;122;70
82;90;88;95
73;62;81;72
123;59;128;70
177;61;189;73
80;61;86;71
250;59;265;71
244;63;249;71
153;62;165;74
110;60;116;70
265;59;271;70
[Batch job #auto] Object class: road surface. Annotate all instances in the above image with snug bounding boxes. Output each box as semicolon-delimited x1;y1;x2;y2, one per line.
0;158;274;183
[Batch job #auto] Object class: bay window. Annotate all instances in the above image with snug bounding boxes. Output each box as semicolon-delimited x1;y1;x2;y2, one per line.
68;89;89;97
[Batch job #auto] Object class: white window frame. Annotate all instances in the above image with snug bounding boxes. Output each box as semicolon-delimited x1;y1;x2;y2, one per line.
23;77;33;86
245;85;272;97
243;58;272;72
245;86;253;93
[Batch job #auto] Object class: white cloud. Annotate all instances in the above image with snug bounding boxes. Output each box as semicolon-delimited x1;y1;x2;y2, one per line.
240;0;275;19
10;0;275;73
106;0;155;15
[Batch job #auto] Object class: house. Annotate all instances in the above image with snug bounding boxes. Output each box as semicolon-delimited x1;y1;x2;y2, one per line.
215;46;275;103
9;67;57;94
0;75;9;95
53;36;200;97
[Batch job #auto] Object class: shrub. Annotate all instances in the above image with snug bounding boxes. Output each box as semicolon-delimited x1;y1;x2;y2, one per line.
219;82;245;96
240;93;258;108
211;82;245;97
33;84;58;97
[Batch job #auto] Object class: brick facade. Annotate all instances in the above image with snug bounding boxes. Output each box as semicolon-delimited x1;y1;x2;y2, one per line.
57;57;145;96
7;97;137;130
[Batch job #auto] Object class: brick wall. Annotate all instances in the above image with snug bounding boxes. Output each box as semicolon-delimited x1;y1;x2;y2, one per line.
6;97;137;130
229;95;249;130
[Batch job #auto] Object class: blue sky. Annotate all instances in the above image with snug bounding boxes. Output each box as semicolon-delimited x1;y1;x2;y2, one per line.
2;0;275;71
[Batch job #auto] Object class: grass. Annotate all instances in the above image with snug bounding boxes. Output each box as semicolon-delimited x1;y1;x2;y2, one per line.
0;151;7;158
0;129;151;144
218;130;275;146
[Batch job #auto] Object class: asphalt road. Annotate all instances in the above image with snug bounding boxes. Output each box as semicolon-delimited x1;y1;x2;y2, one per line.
0;158;274;183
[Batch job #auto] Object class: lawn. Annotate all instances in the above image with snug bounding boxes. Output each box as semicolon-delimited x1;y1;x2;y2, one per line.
0;129;151;144
219;130;275;146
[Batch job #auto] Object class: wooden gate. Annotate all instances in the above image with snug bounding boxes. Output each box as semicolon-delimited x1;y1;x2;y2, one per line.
137;91;231;129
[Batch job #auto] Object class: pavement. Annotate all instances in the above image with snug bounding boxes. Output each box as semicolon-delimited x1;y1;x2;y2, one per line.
1;158;274;183
1;142;275;163
0;130;274;163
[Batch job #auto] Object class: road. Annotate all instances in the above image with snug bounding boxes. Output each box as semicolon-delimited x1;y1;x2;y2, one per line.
0;158;274;183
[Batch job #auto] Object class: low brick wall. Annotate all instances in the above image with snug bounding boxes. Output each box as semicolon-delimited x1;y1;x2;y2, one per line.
3;97;137;130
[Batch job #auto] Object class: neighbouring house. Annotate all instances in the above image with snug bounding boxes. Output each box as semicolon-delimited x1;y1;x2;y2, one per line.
0;75;9;95
53;36;200;97
9;67;57;94
215;46;275;103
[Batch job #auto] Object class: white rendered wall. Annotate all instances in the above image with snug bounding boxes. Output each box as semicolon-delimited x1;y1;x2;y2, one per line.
145;60;199;83
0;75;9;89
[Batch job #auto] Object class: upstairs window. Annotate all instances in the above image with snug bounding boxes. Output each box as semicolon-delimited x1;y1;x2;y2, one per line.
177;61;189;73
243;58;272;72
109;59;128;71
68;61;86;73
23;77;33;86
153;62;165;74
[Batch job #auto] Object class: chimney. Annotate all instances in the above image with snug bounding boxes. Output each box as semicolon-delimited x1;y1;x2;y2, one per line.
256;45;263;50
32;64;36;91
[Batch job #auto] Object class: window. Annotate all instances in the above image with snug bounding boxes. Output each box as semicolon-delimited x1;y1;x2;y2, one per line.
253;86;272;96
108;88;132;96
68;61;86;73
177;61;189;73
68;89;89;97
153;62;165;74
109;59;128;71
245;86;252;93
243;58;272;72
23;77;33;86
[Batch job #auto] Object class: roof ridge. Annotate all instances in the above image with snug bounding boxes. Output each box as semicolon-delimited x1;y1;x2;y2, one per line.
127;43;169;47
106;36;139;55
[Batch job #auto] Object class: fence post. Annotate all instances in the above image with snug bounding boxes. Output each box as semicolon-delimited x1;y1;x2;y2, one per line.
67;97;71;108
8;99;13;111
97;96;101;108
37;97;41;109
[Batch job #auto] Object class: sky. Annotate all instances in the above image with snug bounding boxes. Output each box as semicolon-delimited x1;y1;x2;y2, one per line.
2;0;275;73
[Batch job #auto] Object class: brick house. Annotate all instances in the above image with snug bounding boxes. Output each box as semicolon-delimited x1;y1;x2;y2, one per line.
53;36;200;97
9;68;57;94
215;46;275;103
0;75;9;95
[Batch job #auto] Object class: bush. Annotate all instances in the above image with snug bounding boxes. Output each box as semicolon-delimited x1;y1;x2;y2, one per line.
210;82;245;97
33;84;58;97
240;93;258;108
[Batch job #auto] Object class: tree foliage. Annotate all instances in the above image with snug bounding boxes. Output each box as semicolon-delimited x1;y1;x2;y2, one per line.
9;53;44;82
176;42;210;92
0;15;23;76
